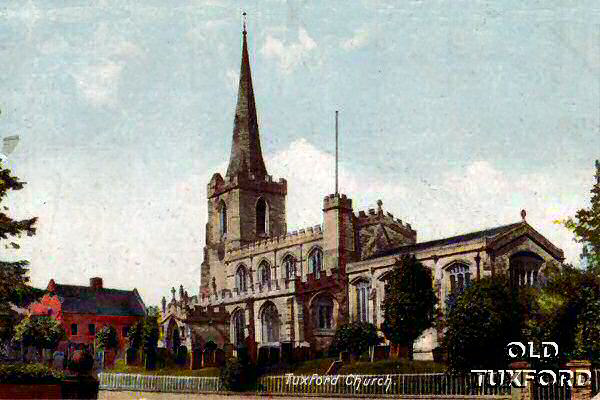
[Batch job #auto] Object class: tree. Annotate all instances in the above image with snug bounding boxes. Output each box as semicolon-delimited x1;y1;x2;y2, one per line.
561;160;600;272
381;254;437;360
330;322;380;359
95;325;118;351
443;277;523;372
13;316;66;362
141;315;159;370
0;161;38;307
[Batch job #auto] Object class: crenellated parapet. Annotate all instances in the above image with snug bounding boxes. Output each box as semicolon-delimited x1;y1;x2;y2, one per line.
208;172;287;199
198;276;297;306
355;200;417;241
225;224;323;260
323;193;353;211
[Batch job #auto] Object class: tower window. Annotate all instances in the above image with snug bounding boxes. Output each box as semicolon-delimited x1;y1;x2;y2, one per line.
219;201;227;237
308;248;323;279
256;198;268;236
315;296;334;330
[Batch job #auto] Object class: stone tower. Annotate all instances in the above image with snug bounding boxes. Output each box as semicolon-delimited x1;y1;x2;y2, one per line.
201;26;287;293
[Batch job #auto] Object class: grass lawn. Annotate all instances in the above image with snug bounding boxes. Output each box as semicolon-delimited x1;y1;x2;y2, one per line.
106;360;220;377
262;357;447;376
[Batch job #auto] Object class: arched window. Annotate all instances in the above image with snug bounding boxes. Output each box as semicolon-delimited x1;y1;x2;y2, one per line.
256;198;269;236
258;261;271;286
232;309;246;347
219;200;227;237
448;263;470;294
283;255;296;280
356;281;371;322
235;265;247;293
314;296;334;330
308;248;323;279
260;303;279;343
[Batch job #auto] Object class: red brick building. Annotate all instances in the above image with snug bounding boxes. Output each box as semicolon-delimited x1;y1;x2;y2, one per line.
30;277;146;353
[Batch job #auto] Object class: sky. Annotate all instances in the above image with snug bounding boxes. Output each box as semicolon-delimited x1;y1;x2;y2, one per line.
1;1;599;307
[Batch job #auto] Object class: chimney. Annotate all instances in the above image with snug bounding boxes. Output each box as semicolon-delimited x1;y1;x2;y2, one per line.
90;277;103;290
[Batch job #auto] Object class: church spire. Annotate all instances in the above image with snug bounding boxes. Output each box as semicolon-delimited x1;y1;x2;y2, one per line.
226;14;268;179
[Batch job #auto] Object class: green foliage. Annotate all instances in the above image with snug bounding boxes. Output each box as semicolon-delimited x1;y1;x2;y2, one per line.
127;320;143;350
0;161;38;308
95;325;118;350
0;363;65;384
443;276;523;372
142;315;159;354
330;321;381;357
14;316;66;352
220;356;256;391
381;255;437;358
560;160;600;272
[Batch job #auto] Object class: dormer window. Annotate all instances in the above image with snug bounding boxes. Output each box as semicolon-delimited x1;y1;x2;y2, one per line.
219;201;227;237
256;198;269;236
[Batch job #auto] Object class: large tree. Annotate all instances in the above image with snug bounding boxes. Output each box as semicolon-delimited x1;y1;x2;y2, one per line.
0;161;38;307
443;277;523;372
562;160;600;272
13;316;66;362
381;254;437;360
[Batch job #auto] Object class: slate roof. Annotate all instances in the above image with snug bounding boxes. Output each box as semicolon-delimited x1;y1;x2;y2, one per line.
49;284;146;317
369;221;524;260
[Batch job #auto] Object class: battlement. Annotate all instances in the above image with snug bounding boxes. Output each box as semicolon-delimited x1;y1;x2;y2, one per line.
355;200;416;234
198;275;299;306
323;193;353;211
208;172;287;198
226;224;323;259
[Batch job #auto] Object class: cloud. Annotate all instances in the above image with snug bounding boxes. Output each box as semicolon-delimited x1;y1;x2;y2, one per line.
73;62;123;106
261;28;317;74
341;27;370;51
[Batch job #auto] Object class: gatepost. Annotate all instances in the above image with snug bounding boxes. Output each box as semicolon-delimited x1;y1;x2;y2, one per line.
509;360;532;400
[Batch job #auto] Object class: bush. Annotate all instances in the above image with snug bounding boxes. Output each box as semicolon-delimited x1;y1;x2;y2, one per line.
220;357;255;391
330;322;381;358
95;325;118;351
68;349;94;375
0;363;65;384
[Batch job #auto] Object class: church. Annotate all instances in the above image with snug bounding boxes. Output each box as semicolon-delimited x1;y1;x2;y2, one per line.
160;26;565;366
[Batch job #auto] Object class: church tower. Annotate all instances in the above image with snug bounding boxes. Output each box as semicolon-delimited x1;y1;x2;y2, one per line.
201;24;287;292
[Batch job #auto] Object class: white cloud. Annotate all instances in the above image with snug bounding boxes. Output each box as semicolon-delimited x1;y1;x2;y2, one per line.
261;27;317;74
341;27;370;51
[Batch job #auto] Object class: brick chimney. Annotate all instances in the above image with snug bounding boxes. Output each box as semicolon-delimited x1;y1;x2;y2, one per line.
90;277;103;290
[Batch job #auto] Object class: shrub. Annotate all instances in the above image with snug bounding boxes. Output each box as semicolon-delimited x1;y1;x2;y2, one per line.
68;349;94;375
220;357;255;391
95;325;118;351
330;322;381;358
0;363;65;384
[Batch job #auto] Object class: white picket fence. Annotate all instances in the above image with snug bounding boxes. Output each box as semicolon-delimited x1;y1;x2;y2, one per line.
99;372;512;397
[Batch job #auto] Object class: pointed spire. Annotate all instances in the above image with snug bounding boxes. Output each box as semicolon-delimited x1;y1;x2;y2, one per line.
226;14;268;179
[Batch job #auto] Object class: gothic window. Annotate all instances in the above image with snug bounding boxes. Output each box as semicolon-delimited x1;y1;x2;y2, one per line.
260;303;279;343
283;255;296;280
232;310;246;347
219;200;227;237
258;261;271;286
235;265;248;292
256;198;269;236
448;263;471;295
509;252;543;288
314;296;334;330
356;281;371;322
308;248;323;279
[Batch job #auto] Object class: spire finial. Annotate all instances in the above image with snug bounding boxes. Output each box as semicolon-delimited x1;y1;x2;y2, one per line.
242;12;247;35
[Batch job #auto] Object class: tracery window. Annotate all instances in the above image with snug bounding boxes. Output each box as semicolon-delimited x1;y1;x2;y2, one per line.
308;248;323;279
235;265;248;293
315;296;334;330
448;263;471;294
258;261;271;286
260;303;279;343
283;255;296;280
356;281;371;322
232;310;246;346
